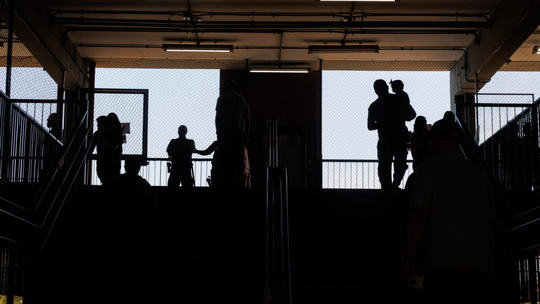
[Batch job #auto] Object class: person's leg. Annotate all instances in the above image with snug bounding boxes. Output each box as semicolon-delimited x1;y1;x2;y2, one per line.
393;139;409;187
423;269;467;304
377;140;392;190
180;167;194;188
167;167;181;187
463;269;497;304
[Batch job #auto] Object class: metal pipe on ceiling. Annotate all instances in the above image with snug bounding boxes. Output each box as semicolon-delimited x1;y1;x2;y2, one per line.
51;10;491;22
63;27;480;44
73;43;469;52
51;18;490;30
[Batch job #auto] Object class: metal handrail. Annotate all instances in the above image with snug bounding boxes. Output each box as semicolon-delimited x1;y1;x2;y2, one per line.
455;116;515;225
456;97;540;257
0;101;92;251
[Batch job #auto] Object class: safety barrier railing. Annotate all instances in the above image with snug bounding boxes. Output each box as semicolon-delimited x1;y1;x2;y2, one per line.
1;96;87;183
1;95;64;183
85;157;213;187
456;97;539;192
322;159;414;189
456;96;540;304
85;157;413;189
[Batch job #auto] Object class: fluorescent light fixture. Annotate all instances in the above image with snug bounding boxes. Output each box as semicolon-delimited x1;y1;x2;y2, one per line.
533;46;540;54
317;0;396;2
162;44;233;53
249;67;311;74
308;45;380;53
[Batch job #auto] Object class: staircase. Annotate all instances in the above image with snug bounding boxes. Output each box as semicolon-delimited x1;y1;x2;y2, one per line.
34;186;415;303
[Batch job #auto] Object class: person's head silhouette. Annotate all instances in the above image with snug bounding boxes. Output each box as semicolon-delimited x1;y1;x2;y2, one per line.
221;79;236;94
429;117;460;155
47;113;58;129
443;111;455;122
414;116;427;131
124;156;141;176
178;125;188;138
390;79;404;93
373;79;389;96
96;115;107;130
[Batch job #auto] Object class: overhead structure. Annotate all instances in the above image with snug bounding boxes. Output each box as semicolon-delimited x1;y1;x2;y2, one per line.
1;0;540;92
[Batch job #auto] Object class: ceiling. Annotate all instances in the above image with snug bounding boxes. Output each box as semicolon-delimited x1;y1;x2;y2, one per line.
2;0;540;89
36;0;539;67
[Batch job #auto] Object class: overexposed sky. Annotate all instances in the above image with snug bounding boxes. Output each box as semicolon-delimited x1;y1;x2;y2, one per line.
322;71;451;159
7;66;538;161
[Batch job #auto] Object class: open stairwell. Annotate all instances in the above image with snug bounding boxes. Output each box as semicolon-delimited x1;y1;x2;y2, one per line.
35;185;417;303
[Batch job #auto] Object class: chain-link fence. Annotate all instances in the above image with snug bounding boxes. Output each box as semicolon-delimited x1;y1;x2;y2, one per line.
321;68;451;189
0;19;59;130
0;26;8;94
95;68;219;159
92;90;147;156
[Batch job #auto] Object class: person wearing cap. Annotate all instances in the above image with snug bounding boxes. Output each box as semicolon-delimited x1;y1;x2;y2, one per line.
166;125;197;188
368;79;416;190
402;112;497;303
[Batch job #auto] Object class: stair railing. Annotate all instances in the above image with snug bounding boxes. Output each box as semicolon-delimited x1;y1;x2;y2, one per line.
265;119;292;304
456;99;539;192
455;115;516;229
0;97;92;251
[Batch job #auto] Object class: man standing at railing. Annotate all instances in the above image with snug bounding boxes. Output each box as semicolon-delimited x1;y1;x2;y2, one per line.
368;79;416;190
166;125;196;188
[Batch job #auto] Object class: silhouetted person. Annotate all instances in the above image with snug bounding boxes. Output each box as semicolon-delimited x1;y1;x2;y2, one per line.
106;155;158;304
443;110;455;122
368;79;416;190
46;112;62;140
390;79;411;106
89;115;107;183
42;113;63;176
402;116;497;304
214;79;251;188
409;116;431;168
98;112;123;185
166;125;197;188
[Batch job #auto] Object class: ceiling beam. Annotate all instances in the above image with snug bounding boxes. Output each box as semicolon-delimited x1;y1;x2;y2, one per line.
51;18;491;30
1;0;88;89
457;0;540;93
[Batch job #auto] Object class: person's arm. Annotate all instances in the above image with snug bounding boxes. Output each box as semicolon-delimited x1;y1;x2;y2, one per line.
403;93;416;121
194;141;217;156
88;132;98;155
403;206;428;261
244;100;251;145
367;105;378;131
243;146;251;187
166;140;174;161
215;97;222;137
402;206;428;282
402;163;432;280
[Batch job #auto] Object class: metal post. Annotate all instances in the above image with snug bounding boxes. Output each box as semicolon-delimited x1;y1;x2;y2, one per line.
56;71;65;142
531;104;539;189
528;250;538;304
6;248;16;304
5;4;13;97
142;91;149;161
1;6;14;180
265;120;291;303
268;119;278;168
